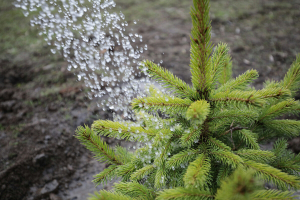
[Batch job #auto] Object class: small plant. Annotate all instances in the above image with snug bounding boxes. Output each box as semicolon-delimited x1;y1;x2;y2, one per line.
75;0;300;199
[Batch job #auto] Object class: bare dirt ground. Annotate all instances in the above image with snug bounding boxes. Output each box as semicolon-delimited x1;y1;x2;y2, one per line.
0;0;300;199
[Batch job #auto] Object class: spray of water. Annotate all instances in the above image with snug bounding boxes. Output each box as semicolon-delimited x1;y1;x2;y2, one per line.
14;0;162;120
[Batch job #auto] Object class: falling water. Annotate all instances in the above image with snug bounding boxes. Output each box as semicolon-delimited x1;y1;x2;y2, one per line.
14;0;160;120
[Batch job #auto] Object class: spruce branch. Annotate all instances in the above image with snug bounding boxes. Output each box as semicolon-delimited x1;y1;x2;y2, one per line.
135;110;174;131
206;43;230;90
208;110;256;135
259;99;300;121
168;170;186;188
272;138;289;156
130;165;155;181
180;126;202;148
218;52;232;85
154;164;167;189
270;139;300;176
141;60;194;99
207;137;231;151
114;182;156;200
93;165;119;186
210;150;244;168
264;119;300;138
166;149;199;170
114;146;133;164
216;69;258;93
237;129;260;150
272;161;300;177
251;190;296;200
132;96;192;116
243;160;300;190
75;125;122;165
264;80;282;90
183;154;211;188
154;139;172;166
255;87;291;100
209;90;262;106
156;187;213;200
117;162;137;182
152;129;174;147
210;109;258;124
92;120;156;142
215;165;232;187
281;55;300;97
236;149;275;163
211;88;290;107
211;87;290;107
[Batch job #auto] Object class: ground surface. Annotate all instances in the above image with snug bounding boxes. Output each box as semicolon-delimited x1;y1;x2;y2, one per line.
0;0;300;199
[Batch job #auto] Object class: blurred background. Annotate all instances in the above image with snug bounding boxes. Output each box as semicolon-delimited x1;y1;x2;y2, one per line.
0;0;300;199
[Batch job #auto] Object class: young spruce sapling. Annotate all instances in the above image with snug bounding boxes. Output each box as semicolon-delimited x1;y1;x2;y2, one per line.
76;0;300;199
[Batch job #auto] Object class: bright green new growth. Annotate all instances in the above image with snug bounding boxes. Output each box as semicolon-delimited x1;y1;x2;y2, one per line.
186;100;210;125
75;0;300;199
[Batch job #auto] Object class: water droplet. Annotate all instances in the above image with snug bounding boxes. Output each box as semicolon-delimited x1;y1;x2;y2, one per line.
15;0;153;121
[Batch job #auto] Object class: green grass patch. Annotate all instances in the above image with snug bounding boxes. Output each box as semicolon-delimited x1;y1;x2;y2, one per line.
0;1;44;56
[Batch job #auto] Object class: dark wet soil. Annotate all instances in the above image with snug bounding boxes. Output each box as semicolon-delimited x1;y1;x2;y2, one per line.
0;0;300;199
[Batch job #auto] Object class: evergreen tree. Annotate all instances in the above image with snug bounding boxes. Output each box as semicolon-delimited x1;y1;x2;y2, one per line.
75;0;300;199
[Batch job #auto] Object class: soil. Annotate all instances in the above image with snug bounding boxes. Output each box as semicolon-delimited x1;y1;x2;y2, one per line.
0;0;300;199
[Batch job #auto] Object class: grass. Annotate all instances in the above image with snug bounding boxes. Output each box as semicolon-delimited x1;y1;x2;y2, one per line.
113;0;191;25
0;1;42;56
111;0;275;25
